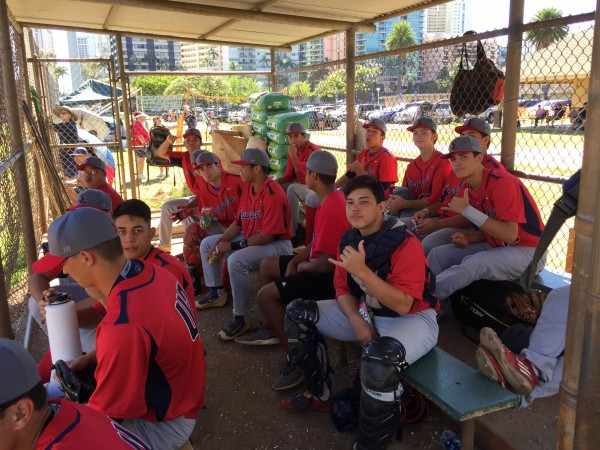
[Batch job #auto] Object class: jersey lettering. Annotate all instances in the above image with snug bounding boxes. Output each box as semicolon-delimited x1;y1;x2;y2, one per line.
111;421;152;449
174;283;199;341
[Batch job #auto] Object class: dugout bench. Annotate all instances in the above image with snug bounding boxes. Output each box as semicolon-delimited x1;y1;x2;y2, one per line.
398;268;571;450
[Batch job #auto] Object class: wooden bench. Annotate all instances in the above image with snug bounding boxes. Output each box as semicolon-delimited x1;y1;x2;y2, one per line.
401;347;518;450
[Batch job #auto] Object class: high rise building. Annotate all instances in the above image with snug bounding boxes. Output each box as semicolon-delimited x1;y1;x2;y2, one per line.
110;36;181;74
425;0;465;35
181;43;225;71
31;29;55;54
66;32;111;90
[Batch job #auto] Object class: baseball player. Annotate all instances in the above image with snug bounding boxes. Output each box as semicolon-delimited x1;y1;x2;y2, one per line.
77;156;123;212
178;151;243;298
304;117;397;246
29;189;113;382
199;148;292;340
236;151;350;391
387;117;451;222
274;122;321;245
427;136;544;313
36;208;205;449
0;339;150;449
411;117;506;254
477;284;570;407
155;127;205;252
132;112;150;181
113;199;195;302
281;176;438;450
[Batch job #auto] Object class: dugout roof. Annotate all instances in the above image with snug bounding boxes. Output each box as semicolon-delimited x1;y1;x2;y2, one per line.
9;0;453;51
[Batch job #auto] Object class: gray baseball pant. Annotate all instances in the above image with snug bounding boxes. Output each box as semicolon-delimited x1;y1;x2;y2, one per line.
158;196;198;251
285;182;312;236
200;234;292;316
421;226;475;257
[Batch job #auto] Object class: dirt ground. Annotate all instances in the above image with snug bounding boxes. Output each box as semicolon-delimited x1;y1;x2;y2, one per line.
12;276;559;450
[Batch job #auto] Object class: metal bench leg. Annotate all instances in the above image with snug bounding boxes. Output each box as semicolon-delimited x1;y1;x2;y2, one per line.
461;419;475;450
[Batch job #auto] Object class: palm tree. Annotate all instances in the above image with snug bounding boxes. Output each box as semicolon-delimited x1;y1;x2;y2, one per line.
202;55;214;69
52;65;68;93
259;54;270;69
385;21;416;94
229;62;239;71
525;8;569;51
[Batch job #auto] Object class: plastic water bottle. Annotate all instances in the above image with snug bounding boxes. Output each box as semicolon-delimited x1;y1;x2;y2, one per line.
440;430;462;450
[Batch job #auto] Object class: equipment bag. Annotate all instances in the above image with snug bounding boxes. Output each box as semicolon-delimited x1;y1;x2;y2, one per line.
146;125;172;167
450;35;505;117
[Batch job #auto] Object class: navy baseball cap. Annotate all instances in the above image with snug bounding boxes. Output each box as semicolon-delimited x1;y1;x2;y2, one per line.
67;189;112;212
455;117;491;137
362;118;387;135
442;135;482;159
298;151;338;177
231;148;270;167
407;116;437;133
32;208;119;273
0;339;41;405
77;156;106;172
183;128;202;139
286;122;307;134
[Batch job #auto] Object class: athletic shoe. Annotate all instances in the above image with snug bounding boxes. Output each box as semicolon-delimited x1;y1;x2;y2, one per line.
281;393;331;413
476;347;507;389
479;327;539;395
234;327;280;346
218;315;252;341
195;291;227;310
272;355;304;391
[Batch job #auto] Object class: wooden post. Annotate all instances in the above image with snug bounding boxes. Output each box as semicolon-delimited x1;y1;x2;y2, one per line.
116;34;138;198
345;29;356;164
499;0;524;171
270;48;277;92
558;2;600;448
0;0;37;338
108;58;128;199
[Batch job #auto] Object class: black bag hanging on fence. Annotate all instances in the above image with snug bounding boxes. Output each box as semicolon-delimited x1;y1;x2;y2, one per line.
146;125;172;167
450;35;505;117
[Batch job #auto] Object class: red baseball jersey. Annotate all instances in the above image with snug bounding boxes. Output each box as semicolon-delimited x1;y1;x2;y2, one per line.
467;168;544;247
89;260;205;423
194;171;243;227
483;154;506;171
37;399;151;449
402;150;451;205
310;190;350;261
279;141;321;184
145;246;194;302
352;147;399;184
334;232;435;314
168;151;202;192
97;183;124;211
235;177;292;240
131;121;149;148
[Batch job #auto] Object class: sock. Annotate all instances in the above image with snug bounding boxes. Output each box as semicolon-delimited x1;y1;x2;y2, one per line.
304;205;317;246
210;286;223;298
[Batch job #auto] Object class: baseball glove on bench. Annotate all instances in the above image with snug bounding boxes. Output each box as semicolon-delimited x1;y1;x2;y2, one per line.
54;359;97;403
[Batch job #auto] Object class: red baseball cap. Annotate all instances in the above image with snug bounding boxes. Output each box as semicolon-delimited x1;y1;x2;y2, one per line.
183;128;202;139
76;156;106;172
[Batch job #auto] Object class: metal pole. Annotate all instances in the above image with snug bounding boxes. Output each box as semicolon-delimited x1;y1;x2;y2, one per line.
345;29;356;164
20;29;47;233
115;34;138;199
567;2;600;447
270;48;277;92
109;58;127;199
0;0;37;338
499;0;524;171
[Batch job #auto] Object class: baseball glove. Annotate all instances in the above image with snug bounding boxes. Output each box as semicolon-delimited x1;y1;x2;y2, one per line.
505;291;540;326
54;359;97;403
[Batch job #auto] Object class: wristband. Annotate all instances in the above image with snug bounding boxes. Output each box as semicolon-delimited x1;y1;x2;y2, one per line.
462;205;489;228
230;239;248;250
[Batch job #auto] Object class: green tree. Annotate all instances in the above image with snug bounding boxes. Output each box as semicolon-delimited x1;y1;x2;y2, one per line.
229;62;239;71
207;47;218;63
525;8;569;51
259;54;270;69
386;21;416;93
81;62;106;81
313;65;380;100
285;81;312;105
131;76;173;95
227;77;259;104
202;55;214;68
163;76;229;97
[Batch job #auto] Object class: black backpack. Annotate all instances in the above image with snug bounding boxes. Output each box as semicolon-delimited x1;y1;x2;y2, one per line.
146;125;172;167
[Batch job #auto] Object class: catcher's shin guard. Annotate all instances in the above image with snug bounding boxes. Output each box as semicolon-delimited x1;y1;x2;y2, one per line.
183;222;205;266
285;299;335;401
355;337;408;450
187;265;202;296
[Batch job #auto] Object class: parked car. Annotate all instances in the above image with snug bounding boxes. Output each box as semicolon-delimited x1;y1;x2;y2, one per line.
305;110;342;130
368;105;405;123
357;103;379;120
430;100;455;124
392;101;432;124
228;109;244;124
329;107;347;121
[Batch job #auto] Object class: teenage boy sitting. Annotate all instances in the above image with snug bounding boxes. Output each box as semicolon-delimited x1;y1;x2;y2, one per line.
282;175;438;450
77;156;123;212
235;151;350;391
427;136;544;312
200;148;292;340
